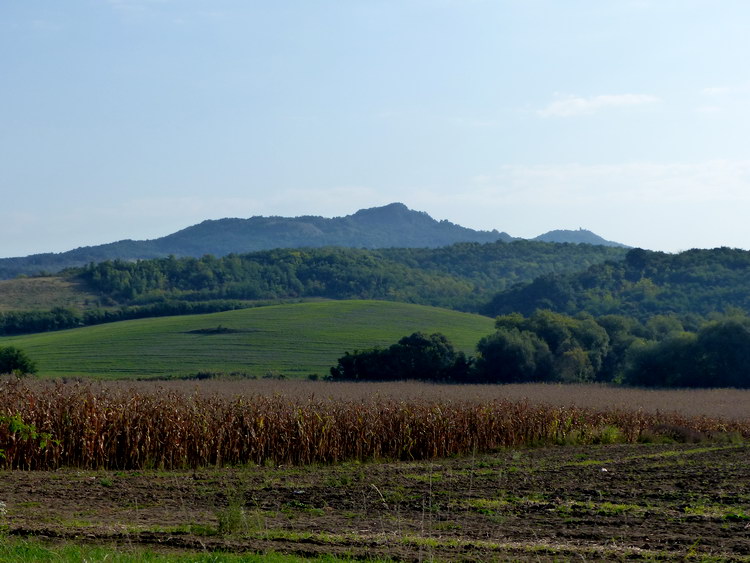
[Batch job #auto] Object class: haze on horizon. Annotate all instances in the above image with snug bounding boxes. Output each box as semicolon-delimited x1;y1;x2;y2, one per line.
2;1;750;259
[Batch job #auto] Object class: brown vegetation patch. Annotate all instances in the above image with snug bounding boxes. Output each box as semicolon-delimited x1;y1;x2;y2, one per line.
1;379;748;471
69;379;750;419
0;277;99;312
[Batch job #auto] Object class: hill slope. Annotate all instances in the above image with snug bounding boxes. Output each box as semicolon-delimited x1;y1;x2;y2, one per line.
0;203;512;279
1;300;495;379
0;203;630;279
484;247;750;320
533;229;629;247
0;277;99;312
0;241;629;328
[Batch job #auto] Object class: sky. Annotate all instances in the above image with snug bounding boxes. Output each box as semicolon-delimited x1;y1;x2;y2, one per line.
2;0;750;258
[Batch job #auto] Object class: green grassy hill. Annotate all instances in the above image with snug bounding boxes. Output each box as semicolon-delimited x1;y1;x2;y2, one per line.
1;300;495;379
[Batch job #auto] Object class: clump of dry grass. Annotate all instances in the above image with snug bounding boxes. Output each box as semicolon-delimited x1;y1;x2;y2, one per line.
1;378;747;470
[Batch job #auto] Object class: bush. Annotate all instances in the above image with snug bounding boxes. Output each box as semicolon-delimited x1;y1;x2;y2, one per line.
0;346;37;376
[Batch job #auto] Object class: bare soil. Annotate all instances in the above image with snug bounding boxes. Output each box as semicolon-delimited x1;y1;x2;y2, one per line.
2;443;749;561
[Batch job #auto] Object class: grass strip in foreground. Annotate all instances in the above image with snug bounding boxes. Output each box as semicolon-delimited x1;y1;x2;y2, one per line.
0;536;385;563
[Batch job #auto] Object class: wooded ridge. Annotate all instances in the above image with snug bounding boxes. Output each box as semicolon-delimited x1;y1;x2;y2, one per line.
0;203;627;279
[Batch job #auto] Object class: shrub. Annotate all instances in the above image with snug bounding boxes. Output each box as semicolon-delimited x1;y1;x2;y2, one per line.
0;347;36;376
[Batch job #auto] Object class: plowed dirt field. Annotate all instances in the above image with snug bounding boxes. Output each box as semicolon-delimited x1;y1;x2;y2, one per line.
2;443;749;561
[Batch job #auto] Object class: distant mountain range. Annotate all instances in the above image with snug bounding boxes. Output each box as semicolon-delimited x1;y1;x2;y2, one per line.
0;203;628;279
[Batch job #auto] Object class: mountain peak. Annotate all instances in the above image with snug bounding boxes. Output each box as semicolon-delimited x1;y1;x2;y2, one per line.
350;202;430;224
533;229;629;248
361;202;409;213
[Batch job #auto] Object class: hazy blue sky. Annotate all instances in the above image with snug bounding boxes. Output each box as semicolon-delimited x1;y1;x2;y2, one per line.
3;1;750;257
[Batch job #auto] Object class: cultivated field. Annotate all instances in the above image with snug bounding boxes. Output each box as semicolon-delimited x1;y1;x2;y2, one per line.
100;379;750;419
2;378;749;471
0;432;750;561
2;379;749;560
1;442;748;560
0;300;495;379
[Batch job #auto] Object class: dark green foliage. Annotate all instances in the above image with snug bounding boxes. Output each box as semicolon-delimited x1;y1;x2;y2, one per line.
0;346;37;375
626;317;750;388
0;412;54;462
595;314;650;382
485;274;577;315
330;332;471;382
0;300;253;336
74;242;626;311
474;311;611;384
0;307;83;335
332;312;617;385
479;310;750;387
474;328;552;383
485;246;750;320
473;309;750;388
695;319;750;388
625;333;698;387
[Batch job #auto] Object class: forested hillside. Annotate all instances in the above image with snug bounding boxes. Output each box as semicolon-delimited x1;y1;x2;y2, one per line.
78;242;626;310
485;247;750;321
1;241;627;335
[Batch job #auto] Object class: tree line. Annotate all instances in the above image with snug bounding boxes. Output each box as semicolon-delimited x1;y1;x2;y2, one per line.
0;301;256;336
330;310;750;388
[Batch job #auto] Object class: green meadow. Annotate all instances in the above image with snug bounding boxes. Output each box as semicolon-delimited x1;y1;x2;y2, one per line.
1;300;494;379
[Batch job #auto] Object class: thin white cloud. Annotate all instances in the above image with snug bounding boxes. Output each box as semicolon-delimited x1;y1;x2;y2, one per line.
702;87;733;96
117;187;383;223
695;105;721;114
696;83;750;113
118;196;264;220
538;94;660;117
4;162;750;258
396;159;750;252
701;83;750;96
470;160;750;205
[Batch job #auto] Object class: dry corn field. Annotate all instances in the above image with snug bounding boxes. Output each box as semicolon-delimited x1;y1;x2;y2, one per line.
1;378;748;471
108;379;750;418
